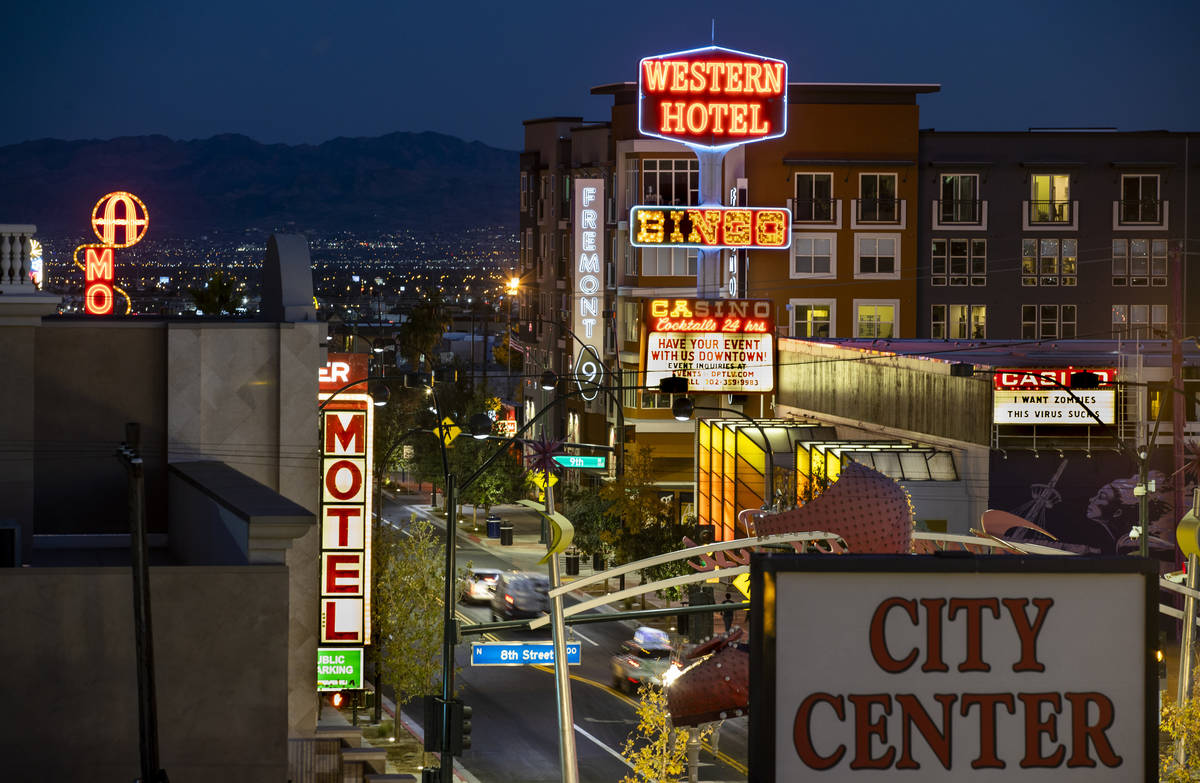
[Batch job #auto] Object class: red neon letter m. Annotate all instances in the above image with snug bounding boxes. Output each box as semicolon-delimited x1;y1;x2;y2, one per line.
85;247;114;282
324;411;366;455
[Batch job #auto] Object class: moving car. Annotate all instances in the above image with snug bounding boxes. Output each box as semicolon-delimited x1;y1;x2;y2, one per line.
611;626;675;693
489;571;551;621
461;567;503;604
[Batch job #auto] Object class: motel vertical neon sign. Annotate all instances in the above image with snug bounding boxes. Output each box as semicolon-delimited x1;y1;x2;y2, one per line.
318;353;374;647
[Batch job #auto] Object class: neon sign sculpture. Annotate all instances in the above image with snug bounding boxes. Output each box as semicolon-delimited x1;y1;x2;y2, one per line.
638;46;788;149
73;190;148;315
631;206;791;250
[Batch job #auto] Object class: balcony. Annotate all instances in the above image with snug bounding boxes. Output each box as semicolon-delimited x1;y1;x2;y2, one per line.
0;225;36;292
792;198;839;223
850;198;906;230
931;198;987;228
1113;199;1169;231
1022;200;1078;231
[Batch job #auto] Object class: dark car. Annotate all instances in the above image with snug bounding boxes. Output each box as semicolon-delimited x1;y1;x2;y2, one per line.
489;571;551;621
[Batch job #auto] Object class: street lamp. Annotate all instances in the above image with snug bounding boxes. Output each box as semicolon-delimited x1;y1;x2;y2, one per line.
672;395;778;511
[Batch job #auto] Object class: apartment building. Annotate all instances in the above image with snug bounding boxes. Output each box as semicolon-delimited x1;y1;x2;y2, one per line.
917;130;1200;341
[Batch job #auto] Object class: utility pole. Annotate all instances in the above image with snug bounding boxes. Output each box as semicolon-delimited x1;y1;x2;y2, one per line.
118;422;166;783
544;467;579;782
1172;241;1186;568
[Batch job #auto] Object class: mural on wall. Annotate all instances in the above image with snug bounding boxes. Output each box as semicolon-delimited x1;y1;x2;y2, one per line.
988;447;1186;560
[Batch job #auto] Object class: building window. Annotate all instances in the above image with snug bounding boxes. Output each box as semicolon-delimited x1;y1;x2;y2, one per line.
791;299;835;338
641;390;675;409
641;158;699;206
1120;174;1160;224
1030;173;1071;223
931;238;987;286
520;172;529;211
791;234;835;277
855;234;899;278
858;173;898;222
939;174;980;224
641;247;697;276
1112;238;1167;287
931;304;986;339
623;301;640;343
1113;304;1167;339
855;300;897;338
1021;304;1076;339
1021;238;1077;286
794;173;834;221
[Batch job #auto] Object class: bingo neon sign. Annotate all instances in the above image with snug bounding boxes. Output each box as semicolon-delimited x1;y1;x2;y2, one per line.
73;190;148;315
638;46;788;149
631;206;791;250
318;354;374;647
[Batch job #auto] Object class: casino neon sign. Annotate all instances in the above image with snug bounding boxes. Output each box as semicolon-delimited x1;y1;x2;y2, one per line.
639;46;787;149
631;206;791;250
73;190;148;315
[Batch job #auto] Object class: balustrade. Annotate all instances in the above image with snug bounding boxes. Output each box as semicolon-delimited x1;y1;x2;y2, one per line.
0;225;37;291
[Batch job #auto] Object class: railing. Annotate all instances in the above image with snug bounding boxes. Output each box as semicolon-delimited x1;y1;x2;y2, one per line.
1118;198;1162;224
937;199;982;225
856;197;899;223
793;198;837;222
0;225;36;291
1029;199;1072;224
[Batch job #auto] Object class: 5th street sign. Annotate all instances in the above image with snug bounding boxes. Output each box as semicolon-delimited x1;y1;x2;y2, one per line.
552;455;607;470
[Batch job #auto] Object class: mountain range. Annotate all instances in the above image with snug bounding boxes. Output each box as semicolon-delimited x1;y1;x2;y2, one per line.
0;132;518;237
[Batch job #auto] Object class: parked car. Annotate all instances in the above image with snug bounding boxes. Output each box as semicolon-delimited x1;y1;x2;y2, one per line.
489;571;551;621
461;567;502;604
611;626;675;693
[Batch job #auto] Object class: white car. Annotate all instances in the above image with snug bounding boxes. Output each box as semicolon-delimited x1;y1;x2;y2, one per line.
461;567;502;604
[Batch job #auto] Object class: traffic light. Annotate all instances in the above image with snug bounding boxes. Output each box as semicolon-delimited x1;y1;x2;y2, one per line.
449;699;472;753
422;695;441;752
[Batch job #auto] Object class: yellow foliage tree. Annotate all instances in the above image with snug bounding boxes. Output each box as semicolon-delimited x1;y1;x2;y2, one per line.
620;683;714;783
1161;695;1200;781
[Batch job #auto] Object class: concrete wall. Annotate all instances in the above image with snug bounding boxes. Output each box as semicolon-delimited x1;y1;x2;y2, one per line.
0;565;289;782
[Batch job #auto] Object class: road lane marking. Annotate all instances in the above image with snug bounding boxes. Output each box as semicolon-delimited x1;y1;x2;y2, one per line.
574;725;633;769
570;627;599;646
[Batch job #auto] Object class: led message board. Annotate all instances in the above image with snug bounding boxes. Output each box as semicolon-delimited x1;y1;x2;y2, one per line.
993;368;1117;425
752;556;1156;781
631;205;791;250
318;354;374;648
642;298;774;393
573;179;606;401
73;190;147;315
639;46;788;149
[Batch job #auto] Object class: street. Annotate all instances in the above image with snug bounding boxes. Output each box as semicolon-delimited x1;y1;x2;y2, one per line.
383;494;750;782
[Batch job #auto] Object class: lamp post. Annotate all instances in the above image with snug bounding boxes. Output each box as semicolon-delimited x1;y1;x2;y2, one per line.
672;396;777;512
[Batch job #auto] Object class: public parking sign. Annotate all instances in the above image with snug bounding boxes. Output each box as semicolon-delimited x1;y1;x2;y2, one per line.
471;642;581;666
317;647;364;691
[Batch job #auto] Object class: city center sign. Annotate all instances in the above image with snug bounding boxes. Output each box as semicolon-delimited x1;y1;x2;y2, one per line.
639;46;788;149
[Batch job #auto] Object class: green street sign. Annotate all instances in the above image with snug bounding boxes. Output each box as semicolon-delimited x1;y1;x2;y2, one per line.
552;455;607;470
317;647;363;691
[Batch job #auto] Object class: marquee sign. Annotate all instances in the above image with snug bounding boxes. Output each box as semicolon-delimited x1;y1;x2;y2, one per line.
751;556;1156;781
573;179;606;401
73;190;148;315
631;206;791;250
639;46;788;149
993;368;1117;425
642;298;775;393
318;354;374;648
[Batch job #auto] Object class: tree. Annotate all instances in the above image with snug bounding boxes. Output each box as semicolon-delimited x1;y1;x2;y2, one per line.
620;683;714;783
600;446;677;566
1161;693;1200;781
188;269;243;315
563;485;618;558
373;515;462;706
396;288;451;371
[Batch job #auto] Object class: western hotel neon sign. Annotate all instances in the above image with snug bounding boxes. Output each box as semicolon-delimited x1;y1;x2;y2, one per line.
317;353;374;647
639;48;787;148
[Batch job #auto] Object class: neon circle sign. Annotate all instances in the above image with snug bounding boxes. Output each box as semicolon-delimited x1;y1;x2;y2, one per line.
73;190;147;316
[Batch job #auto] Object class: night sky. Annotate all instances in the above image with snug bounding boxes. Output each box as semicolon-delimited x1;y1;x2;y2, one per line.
8;0;1199;151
